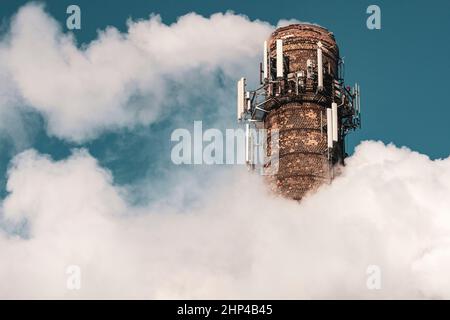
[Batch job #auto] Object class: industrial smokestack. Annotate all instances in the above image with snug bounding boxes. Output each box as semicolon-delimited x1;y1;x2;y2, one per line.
238;24;361;200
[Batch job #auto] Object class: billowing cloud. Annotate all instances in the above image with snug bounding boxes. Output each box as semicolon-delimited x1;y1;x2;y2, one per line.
0;55;31;150
1;141;450;299
0;3;272;142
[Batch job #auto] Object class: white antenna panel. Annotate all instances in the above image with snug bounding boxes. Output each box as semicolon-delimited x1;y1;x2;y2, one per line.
245;123;253;164
237;77;245;121
245;91;251;112
263;41;268;80
327;108;333;148
276;39;283;78
307;59;313;79
357;83;361;115
332;102;338;141
317;42;323;90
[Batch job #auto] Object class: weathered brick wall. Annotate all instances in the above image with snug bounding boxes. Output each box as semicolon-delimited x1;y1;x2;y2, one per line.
264;24;341;200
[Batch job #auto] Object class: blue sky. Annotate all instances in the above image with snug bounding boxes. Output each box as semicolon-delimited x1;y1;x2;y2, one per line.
0;0;449;199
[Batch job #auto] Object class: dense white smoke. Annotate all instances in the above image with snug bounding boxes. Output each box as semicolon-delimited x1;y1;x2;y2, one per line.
0;3;272;142
1;141;450;299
